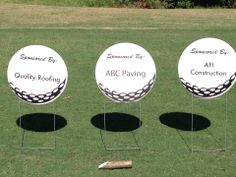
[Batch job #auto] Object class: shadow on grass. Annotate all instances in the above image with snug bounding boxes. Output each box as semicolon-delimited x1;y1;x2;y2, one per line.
16;113;67;132
91;112;142;132
159;112;211;131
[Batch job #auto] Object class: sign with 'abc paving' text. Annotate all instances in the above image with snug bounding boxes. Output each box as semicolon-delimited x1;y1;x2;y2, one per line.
95;42;156;103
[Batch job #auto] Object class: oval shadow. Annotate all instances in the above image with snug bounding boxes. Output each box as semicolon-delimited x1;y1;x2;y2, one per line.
91;112;142;132
159;112;211;131
16;113;67;132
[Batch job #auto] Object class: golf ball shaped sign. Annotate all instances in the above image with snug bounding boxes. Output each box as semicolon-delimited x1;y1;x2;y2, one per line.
178;38;236;99
95;43;156;103
7;45;68;104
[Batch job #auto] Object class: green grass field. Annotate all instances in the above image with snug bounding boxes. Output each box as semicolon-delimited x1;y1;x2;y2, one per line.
0;3;236;177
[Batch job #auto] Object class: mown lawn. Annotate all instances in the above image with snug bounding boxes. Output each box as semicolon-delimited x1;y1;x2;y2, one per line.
0;3;236;177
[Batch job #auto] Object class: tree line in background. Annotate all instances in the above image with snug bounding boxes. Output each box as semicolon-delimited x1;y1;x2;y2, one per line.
113;0;236;8
2;0;236;8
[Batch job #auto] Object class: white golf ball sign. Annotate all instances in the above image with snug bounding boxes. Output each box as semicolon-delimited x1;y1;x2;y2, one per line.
178;38;236;99
7;45;68;104
95;43;156;103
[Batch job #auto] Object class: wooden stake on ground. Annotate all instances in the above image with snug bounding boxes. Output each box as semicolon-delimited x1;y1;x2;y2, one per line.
98;160;132;169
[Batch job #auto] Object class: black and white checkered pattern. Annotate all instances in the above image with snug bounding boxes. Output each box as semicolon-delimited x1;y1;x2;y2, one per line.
180;72;236;98
9;79;67;104
98;75;156;102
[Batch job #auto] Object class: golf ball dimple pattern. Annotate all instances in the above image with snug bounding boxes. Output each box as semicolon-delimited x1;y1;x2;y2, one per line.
180;72;236;98
9;79;67;104
98;75;156;102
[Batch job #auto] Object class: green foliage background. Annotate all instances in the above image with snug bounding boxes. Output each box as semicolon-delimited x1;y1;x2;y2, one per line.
0;0;235;8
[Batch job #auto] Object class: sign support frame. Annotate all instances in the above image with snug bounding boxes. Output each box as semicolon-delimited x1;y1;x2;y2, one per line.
190;94;227;152
100;99;142;151
18;99;56;151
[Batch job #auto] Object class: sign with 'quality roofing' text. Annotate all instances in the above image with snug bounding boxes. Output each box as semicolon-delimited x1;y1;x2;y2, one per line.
7;45;68;104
